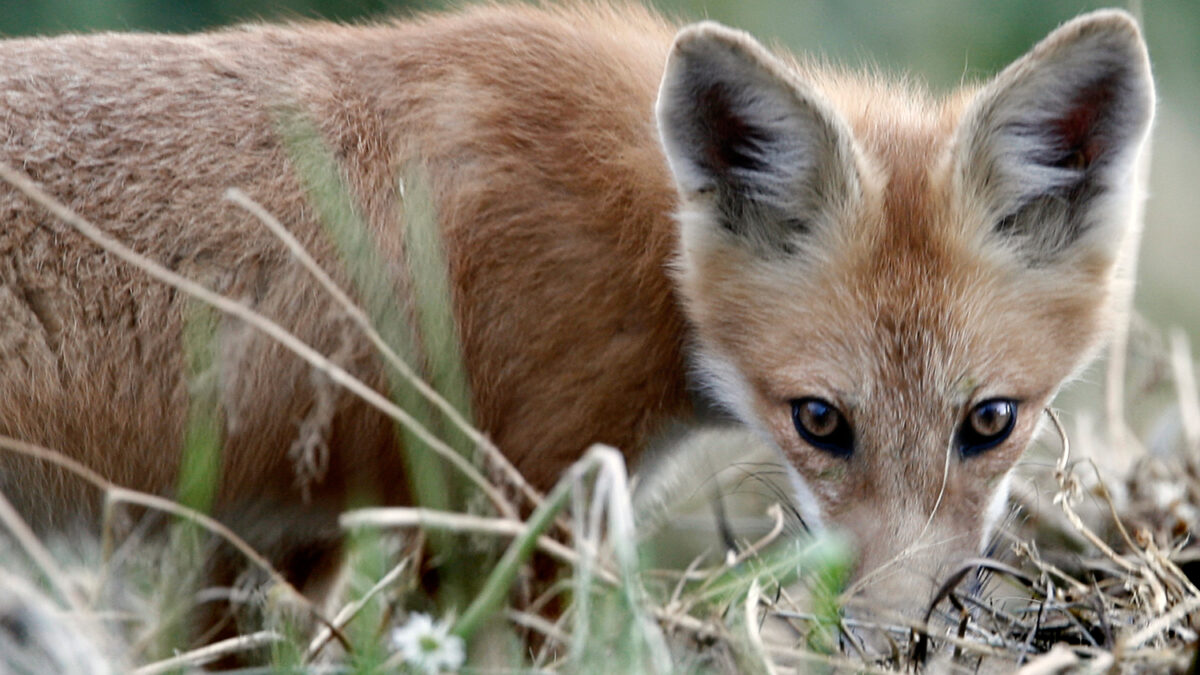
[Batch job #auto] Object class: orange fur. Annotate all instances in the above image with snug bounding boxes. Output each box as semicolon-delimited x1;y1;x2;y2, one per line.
0;2;1154;640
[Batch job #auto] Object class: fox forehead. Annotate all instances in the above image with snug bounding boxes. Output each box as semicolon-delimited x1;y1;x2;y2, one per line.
681;77;1103;409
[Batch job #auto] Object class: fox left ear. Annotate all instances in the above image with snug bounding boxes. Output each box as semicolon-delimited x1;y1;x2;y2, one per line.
956;9;1154;264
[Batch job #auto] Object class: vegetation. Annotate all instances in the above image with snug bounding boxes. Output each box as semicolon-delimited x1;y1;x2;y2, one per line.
0;1;1197;673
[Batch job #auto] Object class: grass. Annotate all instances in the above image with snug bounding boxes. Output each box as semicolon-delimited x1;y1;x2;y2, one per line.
0;140;1199;674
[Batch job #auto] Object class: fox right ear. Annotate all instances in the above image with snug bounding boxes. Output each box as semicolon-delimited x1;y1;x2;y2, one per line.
955;10;1155;265
656;22;859;256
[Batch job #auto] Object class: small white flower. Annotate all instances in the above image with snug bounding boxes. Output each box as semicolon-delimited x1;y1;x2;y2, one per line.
390;612;465;674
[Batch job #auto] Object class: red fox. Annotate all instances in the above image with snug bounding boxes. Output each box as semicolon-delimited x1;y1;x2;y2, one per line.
0;2;1153;628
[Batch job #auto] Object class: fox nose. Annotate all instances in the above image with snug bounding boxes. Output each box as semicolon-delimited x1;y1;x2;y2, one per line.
838;557;941;657
829;500;979;645
840;557;989;660
841;610;913;659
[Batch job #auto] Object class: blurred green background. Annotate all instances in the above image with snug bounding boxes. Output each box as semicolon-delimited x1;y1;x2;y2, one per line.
1;0;1196;337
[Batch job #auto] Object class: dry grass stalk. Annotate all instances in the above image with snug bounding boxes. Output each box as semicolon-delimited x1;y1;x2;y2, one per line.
0;486;87;612
0;161;512;521
0;434;346;647
131;630;285;674
340;506;613;582
224;188;540;516
1170;328;1200;454
304;559;411;661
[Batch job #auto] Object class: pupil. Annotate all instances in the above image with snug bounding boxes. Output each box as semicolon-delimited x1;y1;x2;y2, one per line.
803;401;837;437
973;401;1011;436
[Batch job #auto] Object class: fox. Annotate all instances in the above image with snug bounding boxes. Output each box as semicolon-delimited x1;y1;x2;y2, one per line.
0;0;1153;640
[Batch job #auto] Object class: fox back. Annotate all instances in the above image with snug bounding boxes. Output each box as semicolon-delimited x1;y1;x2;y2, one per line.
0;3;1153;624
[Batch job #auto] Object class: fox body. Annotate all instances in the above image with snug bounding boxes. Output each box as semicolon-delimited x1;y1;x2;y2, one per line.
0;3;1153;617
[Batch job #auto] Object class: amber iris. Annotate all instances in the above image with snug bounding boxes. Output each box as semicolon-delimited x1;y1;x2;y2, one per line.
791;398;854;458
959;399;1017;457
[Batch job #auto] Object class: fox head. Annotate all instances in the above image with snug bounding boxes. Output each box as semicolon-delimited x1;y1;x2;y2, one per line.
655;10;1154;619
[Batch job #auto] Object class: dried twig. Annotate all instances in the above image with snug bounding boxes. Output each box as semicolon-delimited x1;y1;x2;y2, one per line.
132;630;284;674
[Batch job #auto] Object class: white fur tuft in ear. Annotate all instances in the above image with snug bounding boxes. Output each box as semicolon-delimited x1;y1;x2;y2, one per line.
655;22;858;256
956;10;1154;264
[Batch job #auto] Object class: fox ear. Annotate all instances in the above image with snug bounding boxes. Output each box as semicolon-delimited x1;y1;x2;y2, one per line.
656;22;859;256
956;10;1154;264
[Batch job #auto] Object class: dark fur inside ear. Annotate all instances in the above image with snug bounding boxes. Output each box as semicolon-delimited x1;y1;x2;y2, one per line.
993;181;1102;261
999;72;1130;257
1039;73;1125;170
691;78;775;180
656;23;856;255
960;10;1154;263
680;72;811;242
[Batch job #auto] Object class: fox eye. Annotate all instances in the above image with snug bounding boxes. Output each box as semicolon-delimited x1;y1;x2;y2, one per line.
791;398;853;458
958;399;1017;457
